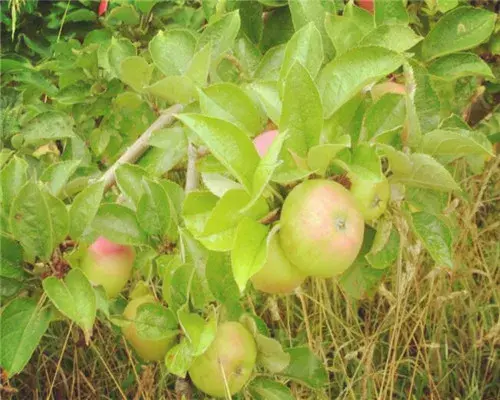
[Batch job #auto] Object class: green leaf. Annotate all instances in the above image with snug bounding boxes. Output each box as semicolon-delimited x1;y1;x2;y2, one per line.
178;308;217;356
307;136;351;176
119;56;153;92
428;52;494;81
201;173;243;197
377;144;412;175
365;220;400;269
197;11;241;60
410;212;453;269
43;191;69;248
411;61;441;134
260;7;294;53
254;45;286;81
68;181;105;240
249;378;294;400
364;93;406;142
344;1;375;36
391;153;460;192
205;252;242;316
374;0;409;26
360;25;422;53
43;269;96;343
255;334;291;373
250;130;287;204
324;14;366;56
318;47;403;118
280;347;328;389
10;182;53;260
405;187;448;215
40;160;80;197
339;258;386;300
165;338;194;378
107;4;140;25
91;204;147;245
21;112;75;143
115;163;148;207
0;156;28;220
237;0;264;44
0;298;51;376
199;83;263;135
149;29;197;77
437;0;459;13
140;133;187;176
288;0;333;59
0;235;25;280
137;179;171;237
107;37;136;79
231;218;269;292
146;76;197;104
282;62;322;151
182;191;219;238
177;114;260;191
279;22;324;88
422;6;496;61
421;129;494;160
135;303;178;340
248;81;282;124
185;43;212;86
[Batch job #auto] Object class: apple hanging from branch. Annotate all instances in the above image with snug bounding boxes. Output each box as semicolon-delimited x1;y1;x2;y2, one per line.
80;236;135;298
188;322;257;397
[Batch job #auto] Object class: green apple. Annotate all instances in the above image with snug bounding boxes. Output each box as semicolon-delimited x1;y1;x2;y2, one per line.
279;180;365;278
189;322;257;398
349;173;390;221
122;296;176;362
80;236;135;298
251;233;305;294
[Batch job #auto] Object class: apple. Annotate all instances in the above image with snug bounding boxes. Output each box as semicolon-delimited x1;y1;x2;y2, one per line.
189;322;257;398
122;296;176;362
279;180;365;278
349;173;390;221
358;0;374;13
371;82;406;102
251;233;305;294
80;236;135;298
253;129;278;157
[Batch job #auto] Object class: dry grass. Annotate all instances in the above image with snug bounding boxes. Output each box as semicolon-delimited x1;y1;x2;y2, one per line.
7;158;499;400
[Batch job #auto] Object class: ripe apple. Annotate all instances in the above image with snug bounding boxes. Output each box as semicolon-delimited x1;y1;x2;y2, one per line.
349;173;390;221
253;129;278;157
80;236;135;298
371;82;406;102
279;180;365;278
358;0;374;13
251;233;305;294
122;296;176;362
189;322;257;398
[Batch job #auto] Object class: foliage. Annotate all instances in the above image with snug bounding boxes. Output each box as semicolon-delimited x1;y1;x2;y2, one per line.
0;0;499;398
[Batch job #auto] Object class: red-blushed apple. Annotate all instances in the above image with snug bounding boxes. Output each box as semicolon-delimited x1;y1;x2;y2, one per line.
80;236;135;298
358;0;374;13
251;233;305;294
188;322;257;398
349;173;390;221
122;296;176;362
371;82;406;101
253;130;278;157
279;180;365;278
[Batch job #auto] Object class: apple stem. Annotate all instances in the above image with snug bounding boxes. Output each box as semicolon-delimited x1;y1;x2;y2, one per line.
100;104;183;190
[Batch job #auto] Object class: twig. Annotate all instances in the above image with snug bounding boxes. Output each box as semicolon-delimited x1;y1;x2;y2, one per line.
185;142;199;193
100;104;183;190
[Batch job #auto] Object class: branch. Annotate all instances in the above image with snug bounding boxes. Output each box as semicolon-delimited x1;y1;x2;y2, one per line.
100;104;183;190
185;142;199;193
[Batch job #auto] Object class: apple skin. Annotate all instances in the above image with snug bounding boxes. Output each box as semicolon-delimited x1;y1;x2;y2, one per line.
251;233;305;294
253;130;278;157
371;82;406;102
122;296;176;362
349;174;390;221
279;180;365;278
358;0;374;13
80;236;135;298
189;322;257;398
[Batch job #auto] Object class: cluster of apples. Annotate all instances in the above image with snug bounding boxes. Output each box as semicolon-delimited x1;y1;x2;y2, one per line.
250;128;390;295
79;237;257;397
